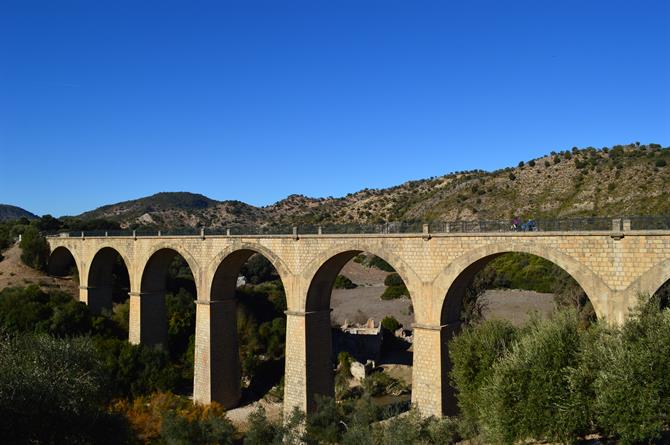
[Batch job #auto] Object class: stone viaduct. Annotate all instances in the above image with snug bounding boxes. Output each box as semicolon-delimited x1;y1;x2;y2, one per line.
46;224;670;418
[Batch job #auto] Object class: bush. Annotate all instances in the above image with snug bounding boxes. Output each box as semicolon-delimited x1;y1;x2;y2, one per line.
365;255;395;272
244;406;282;444
19;225;49;270
334;274;357;289
381;284;408;300
478;311;586;443
384;272;404;286
449;319;517;438
655;158;667;167
161;405;236;445
381;315;402;332
0;332;132;444
528;159;536;167
591;298;670;443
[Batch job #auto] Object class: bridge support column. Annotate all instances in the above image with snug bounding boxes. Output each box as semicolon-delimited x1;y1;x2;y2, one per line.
128;291;168;347
284;309;333;417
193;299;241;408
79;285;113;314
412;323;460;417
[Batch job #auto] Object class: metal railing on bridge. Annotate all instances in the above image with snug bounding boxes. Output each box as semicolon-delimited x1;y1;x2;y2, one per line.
46;216;670;238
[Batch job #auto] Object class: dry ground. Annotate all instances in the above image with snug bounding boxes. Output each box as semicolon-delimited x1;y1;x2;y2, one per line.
0;242;78;295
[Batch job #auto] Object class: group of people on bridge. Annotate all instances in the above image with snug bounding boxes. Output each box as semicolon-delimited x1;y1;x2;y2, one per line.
511;216;537;232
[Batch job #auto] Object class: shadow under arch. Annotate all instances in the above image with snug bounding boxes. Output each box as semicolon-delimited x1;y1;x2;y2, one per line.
207;244;291;301
135;248;197;347
48;246;78;278
300;248;415;413
86;246;131;314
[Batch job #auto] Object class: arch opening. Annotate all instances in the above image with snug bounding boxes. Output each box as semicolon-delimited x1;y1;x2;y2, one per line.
201;250;288;409
137;249;197;359
437;251;598;417
87;247;130;316
441;252;597;327
652;277;670;309
303;251;414;415
47;246;78;279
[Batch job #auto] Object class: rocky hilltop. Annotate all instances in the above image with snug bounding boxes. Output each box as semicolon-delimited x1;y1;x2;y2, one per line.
76;143;670;229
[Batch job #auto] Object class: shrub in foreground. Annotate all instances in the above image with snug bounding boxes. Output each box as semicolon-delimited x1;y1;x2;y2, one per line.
448;319;517;438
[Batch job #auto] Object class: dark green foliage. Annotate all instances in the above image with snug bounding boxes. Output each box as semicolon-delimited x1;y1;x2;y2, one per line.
477;252;577;294
591;298;670;444
384;272;404;286
0;333;132;444
161;408;236;445
655;158;667;167
304;395;343;443
528;159;536;167
0;285;93;336
478;311;584;443
236;280;287;382
448;319;517;437
448;301;670;444
365;255;395;272
19;225;49;270
508;172;516;180
334;274;357;289
241;254;277;284
362;371;408;397
166;288;196;361
244;406;283;444
381;284;409;300
95;337;181;398
0;285;181;399
37;214;64;231
0;223;12;252
381;315;402;332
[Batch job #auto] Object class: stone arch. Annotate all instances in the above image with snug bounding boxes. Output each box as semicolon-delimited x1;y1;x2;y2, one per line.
87;246;133;292
48;246;79;277
193;244;291;409
301;242;421;312
412;241;611;418
133;247;199;347
206;243;291;302
624;257;670;309
294;245;418;413
139;244;200;295
85;246;132;314
433;241;609;324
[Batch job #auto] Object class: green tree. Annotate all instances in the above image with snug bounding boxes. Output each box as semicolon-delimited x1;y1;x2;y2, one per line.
19;225;49;270
0;332;132;444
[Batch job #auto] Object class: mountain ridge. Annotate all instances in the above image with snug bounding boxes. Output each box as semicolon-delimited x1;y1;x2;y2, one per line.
72;143;670;229
0;204;38;221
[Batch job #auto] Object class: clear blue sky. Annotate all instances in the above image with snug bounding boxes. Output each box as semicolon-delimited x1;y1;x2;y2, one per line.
1;0;668;217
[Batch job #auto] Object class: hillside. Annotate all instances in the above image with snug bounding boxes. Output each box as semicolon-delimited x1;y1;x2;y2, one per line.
76;143;670;229
0;204;38;221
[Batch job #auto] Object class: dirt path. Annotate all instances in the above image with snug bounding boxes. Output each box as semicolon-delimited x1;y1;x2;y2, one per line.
0;243;78;296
